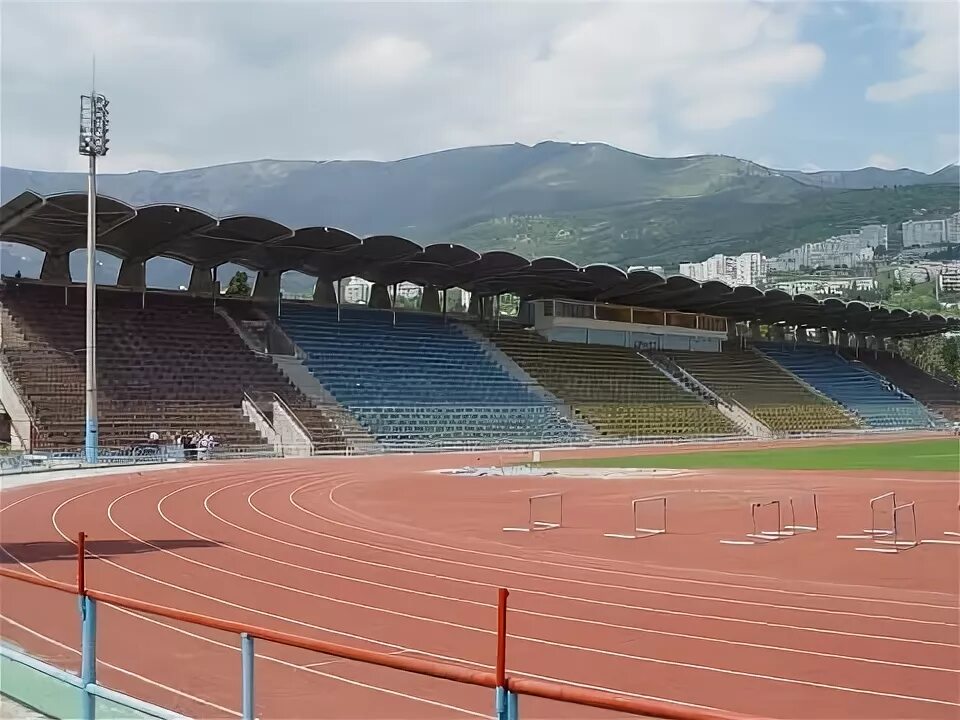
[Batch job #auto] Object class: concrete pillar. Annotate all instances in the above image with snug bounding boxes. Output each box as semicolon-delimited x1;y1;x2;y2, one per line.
252;269;281;306
517;300;534;325
40;252;71;283
368;283;392;309
420;285;441;313
838;332;850;348
117;259;146;290
795;325;808;343
188;266;215;294
468;293;481;317
748;321;762;340
312;280;337;306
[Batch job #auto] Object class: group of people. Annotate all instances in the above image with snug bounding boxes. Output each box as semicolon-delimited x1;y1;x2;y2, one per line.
176;431;218;460
145;430;219;460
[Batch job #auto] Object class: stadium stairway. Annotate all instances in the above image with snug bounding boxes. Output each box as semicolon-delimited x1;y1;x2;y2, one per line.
756;342;938;430
277;304;585;449
217;305;379;453
840;349;960;423
0;283;347;452
482;324;741;439
456;320;597;439
641;351;774;438
663;348;859;434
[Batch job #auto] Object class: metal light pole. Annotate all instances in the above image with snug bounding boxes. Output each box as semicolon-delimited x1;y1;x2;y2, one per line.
79;77;110;463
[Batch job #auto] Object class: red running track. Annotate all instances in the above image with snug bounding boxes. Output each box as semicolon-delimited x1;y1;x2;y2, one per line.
1;449;958;719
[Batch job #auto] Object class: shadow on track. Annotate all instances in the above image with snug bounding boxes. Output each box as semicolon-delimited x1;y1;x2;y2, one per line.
0;538;224;564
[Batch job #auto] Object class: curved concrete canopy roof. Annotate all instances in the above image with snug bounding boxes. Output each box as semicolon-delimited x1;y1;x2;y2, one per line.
1;190;956;337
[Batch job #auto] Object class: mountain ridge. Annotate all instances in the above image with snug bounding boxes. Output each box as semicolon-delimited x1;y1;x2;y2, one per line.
2;142;958;284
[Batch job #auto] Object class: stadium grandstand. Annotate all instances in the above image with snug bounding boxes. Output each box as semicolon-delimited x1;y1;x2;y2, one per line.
1;189;958;455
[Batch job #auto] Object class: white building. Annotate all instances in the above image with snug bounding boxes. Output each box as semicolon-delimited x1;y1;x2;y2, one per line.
947;212;960;245
339;276;372;304
902;219;946;248
770;224;889;271
940;263;960;293
395;281;421;300
627;265;665;274
859;224;889;249
770;277;877;296
677;252;766;286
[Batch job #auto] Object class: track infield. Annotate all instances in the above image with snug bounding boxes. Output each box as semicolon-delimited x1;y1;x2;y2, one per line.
538;437;959;472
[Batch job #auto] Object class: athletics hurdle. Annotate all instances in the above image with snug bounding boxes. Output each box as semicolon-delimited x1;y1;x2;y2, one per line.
604;496;667;539
720;499;783;545
856;501;918;553
502;492;563;532
783;492;819;534
837;491;896;540
943;504;960;540
919;503;960;546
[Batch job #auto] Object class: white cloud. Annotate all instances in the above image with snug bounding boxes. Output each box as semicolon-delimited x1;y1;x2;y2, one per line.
866;2;959;102
0;1;825;173
330;35;431;86
867;153;900;170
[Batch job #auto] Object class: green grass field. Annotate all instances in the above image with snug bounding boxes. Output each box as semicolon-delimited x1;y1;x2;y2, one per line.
540;438;959;472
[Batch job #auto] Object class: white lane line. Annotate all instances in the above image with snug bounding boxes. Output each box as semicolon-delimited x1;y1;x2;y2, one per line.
0;544;241;717
82;480;960;708
265;476;959;626
164;477;960;668
48;481;737;718
0;553;483;719
321;472;960;609
44;481;487;719
304;471;960;612
5;467;954;608
301;649;410;669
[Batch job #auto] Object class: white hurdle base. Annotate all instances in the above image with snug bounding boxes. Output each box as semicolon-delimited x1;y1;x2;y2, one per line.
604;496;666;540
503;521;561;532
503;492;563;533
855;546;899;553
604;529;665;540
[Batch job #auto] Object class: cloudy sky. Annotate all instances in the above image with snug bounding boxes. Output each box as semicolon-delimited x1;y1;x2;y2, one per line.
1;0;957;175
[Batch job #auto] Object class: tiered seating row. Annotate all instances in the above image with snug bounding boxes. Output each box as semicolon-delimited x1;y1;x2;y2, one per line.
1;284;345;450
486;326;738;438
280;305;582;448
844;351;960;421
757;343;936;429
666;349;858;432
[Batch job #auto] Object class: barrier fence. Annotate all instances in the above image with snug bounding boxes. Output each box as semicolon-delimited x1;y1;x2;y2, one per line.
0;533;760;720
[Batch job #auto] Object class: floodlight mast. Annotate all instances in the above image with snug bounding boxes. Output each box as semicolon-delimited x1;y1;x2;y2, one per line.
78;72;110;464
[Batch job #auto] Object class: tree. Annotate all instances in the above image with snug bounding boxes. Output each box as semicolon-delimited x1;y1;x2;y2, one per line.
224;271;252;297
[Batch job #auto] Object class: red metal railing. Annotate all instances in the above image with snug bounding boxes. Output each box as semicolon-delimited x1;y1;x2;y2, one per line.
0;534;760;720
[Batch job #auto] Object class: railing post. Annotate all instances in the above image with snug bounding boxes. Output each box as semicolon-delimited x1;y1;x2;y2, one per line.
80;595;97;720
507;688;519;720
77;531;97;720
241;632;255;720
495;588;509;720
77;532;86;596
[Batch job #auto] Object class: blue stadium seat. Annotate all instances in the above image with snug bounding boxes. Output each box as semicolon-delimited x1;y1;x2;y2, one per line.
279;304;584;448
756;343;937;429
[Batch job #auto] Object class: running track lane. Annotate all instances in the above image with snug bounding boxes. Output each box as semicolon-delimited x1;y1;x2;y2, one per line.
1;456;958;719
